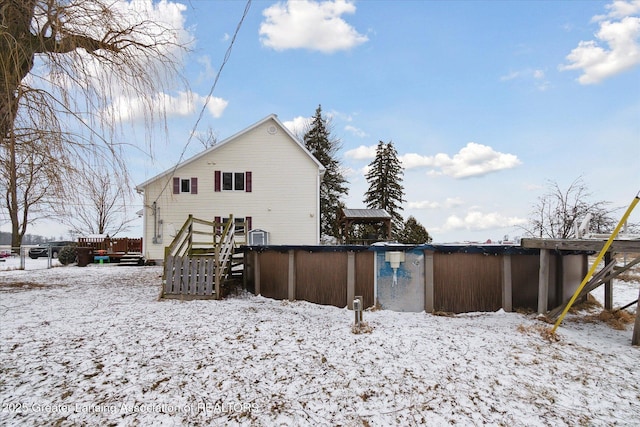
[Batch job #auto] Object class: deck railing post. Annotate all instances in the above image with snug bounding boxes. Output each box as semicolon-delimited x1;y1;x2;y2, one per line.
215;243;221;299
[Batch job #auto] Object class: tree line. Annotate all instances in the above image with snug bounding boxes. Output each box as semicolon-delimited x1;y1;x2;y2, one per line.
0;231;65;246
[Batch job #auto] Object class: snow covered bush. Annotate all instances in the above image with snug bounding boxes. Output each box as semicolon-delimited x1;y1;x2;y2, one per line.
58;245;77;265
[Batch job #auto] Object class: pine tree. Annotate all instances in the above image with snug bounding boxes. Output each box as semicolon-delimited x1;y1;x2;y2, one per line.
398;216;432;244
303;105;349;242
364;141;405;237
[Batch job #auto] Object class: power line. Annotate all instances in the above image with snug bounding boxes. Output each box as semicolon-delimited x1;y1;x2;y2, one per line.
153;0;252;205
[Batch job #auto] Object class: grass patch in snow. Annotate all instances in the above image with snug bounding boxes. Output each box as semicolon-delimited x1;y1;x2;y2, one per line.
569;294;602;313
351;321;373;334
432;310;456;317
0;281;53;291
517;323;560;342
575;309;636;330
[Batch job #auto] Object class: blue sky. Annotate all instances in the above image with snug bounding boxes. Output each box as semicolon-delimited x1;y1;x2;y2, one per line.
14;0;640;242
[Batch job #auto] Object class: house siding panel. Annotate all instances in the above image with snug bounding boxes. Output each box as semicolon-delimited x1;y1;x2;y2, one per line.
140;117;321;261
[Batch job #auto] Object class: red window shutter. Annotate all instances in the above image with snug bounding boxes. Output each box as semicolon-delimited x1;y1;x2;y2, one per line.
246;216;252;231
214;216;221;234
191;177;198;194
214;171;221;192
173;177;180;194
246;171;252;192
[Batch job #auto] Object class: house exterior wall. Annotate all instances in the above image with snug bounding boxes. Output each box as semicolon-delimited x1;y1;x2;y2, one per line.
139;117;321;261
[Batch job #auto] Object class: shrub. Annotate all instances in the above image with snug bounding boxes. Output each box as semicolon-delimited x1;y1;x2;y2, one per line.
58;245;77;265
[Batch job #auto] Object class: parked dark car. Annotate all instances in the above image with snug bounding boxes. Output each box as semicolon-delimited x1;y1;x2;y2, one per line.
28;241;76;259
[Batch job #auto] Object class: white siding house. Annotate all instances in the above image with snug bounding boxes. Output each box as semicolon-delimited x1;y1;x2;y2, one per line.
136;115;326;262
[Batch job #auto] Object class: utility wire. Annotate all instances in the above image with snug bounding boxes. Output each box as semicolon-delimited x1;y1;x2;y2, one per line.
153;0;252;205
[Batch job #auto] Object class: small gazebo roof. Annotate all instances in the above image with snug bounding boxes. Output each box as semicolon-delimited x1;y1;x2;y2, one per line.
340;209;391;221
339;208;393;244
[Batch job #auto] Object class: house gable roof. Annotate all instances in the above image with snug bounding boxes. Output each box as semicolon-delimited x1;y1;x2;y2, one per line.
136;114;326;191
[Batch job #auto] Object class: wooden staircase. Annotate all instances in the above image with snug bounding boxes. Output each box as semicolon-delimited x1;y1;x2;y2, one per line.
162;215;247;299
118;253;145;266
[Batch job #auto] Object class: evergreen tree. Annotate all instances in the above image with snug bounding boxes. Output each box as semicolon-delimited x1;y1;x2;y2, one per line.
398;216;432;244
364;140;405;237
303;105;349;242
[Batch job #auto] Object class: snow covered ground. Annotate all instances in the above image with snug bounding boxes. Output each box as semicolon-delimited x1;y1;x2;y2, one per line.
0;256;62;271
0;262;638;426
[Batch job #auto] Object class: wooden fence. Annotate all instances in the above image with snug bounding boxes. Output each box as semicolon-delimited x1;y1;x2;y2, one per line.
163;255;217;299
162;215;245;299
243;245;587;313
244;247;374;309
78;237;142;253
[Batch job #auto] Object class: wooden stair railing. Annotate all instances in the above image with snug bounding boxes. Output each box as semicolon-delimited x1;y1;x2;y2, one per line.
163;215;243;299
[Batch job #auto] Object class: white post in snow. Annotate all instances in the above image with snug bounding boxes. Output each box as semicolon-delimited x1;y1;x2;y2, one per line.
287;250;295;301
633;287;640;346
424;251;435;313
347;251;355;309
538;249;550;314
502;254;513;312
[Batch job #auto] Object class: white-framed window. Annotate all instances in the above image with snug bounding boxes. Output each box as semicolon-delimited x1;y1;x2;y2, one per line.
215;170;252;192
181;178;191;193
222;172;245;191
172;177;198;194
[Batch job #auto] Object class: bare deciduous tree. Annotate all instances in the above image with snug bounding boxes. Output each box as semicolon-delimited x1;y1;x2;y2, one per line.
195;127;219;150
1;0;189;248
59;165;137;237
524;177;616;239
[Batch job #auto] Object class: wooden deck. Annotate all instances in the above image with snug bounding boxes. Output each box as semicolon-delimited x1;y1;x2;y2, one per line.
78;237;144;266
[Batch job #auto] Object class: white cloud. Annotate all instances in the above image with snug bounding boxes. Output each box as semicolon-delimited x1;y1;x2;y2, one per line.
408;197;464;210
597;0;640;21
105;91;227;122
500;69;550;91
441;211;527;231
525;183;545;191
345;143;520;178
41;0;193;103
283;116;311;135
342;166;360;179
204;96;228;118
344;144;377;160
344;125;368;138
111;0;193;59
500;71;521;81
259;0;368;53
196;55;215;81
560;1;640;84
400;143;521;178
